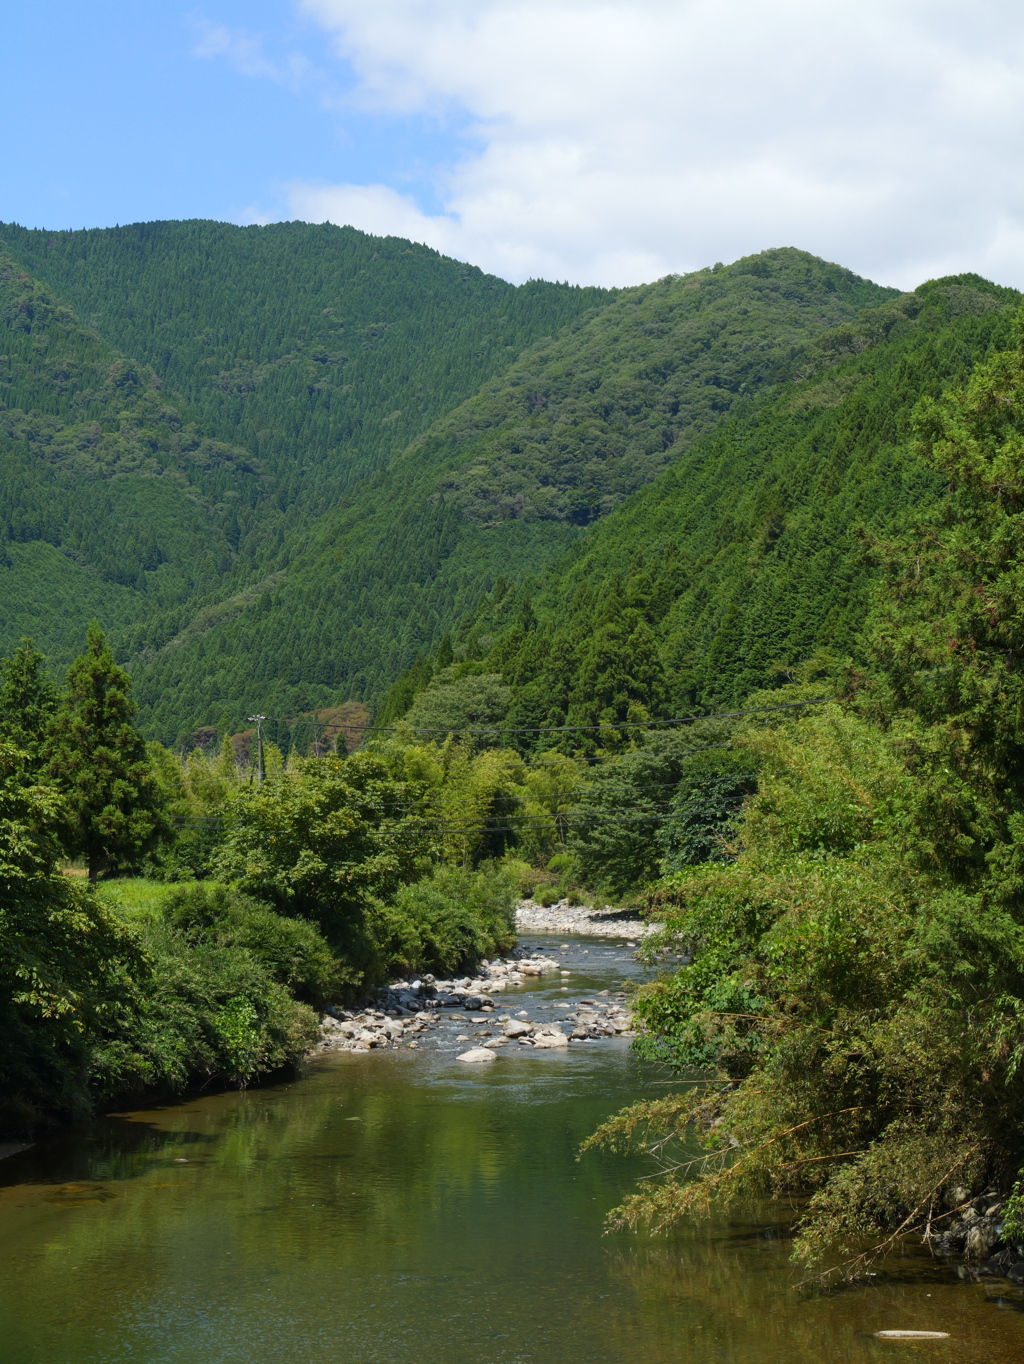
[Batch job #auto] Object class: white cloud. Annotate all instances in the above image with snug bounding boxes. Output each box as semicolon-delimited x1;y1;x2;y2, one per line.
281;0;1024;287
286;181;463;252
193;20;318;95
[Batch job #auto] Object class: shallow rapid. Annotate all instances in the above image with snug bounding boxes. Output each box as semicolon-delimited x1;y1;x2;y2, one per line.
0;934;1021;1364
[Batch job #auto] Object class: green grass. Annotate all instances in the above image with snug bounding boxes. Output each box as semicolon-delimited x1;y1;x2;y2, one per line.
94;877;180;927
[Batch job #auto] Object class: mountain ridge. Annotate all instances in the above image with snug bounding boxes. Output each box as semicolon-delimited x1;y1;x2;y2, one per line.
0;222;898;743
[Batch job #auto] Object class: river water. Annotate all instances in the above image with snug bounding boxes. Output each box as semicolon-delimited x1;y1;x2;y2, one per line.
1;935;1022;1363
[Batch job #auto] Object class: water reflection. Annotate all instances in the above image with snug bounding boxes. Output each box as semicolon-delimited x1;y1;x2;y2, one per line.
0;936;1021;1363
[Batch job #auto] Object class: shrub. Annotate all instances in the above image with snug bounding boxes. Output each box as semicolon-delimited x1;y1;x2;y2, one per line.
370;861;519;977
162;882;345;1005
532;883;562;907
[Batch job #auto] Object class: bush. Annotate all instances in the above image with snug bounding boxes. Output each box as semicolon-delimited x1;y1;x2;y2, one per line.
369;862;519;978
532;883;562;907
90;920;321;1097
161;883;345;1005
213;752;433;944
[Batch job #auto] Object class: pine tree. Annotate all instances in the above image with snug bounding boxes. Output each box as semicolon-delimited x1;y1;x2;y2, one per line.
0;639;58;770
47;624;167;883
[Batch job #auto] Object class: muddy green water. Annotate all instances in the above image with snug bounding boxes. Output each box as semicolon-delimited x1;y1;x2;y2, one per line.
1;935;1022;1363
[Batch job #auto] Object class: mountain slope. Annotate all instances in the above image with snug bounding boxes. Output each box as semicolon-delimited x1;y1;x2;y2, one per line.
418;248;893;526
113;247;891;742
0;255;249;660
385;276;1020;745
1;220;611;519
0;221;608;673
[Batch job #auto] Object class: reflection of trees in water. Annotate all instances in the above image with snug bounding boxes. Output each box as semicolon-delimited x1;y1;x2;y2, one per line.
5;1063;1020;1364
0;1054;650;1273
604;1224;1022;1364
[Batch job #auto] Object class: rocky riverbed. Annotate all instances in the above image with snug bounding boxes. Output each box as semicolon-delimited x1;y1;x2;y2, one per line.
318;941;637;1059
514;900;660;937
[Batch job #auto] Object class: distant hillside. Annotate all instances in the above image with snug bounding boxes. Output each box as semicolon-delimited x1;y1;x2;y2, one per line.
383;275;1020;743
0;220;607;678
0;223;898;744
109;245;888;742
417;248;894;527
0;252;246;654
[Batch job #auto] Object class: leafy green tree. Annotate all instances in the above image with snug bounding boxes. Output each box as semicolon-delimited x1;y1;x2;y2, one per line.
656;750;756;871
47;623;167;883
569;726;737;896
213;752;433;968
0;639;58;770
0;739;144;1133
587;306;1024;1277
403;671;512;743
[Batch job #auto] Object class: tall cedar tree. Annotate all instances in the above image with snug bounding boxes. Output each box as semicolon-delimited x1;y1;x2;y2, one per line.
0;639;58;771
48;624;166;882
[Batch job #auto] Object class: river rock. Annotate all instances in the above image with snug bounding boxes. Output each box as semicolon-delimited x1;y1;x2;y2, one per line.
457;1047;497;1063
874;1332;950;1340
503;1019;533;1039
532;1029;569;1048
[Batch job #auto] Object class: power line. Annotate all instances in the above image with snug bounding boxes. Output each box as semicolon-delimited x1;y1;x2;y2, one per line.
354;696;833;736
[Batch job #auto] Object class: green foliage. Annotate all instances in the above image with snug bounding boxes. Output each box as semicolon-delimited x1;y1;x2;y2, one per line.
46;623;168;882
0;739;143;1133
0;220;609;735
403;670;513;741
213;751;434;963
587;308;1024;1275
656;750;757;872
0;227;889;744
4;856;326;1138
368;862;519;977
568;726;740;896
426;248;894;528
0;638;57;768
161;882;341;1006
396;274;1019;744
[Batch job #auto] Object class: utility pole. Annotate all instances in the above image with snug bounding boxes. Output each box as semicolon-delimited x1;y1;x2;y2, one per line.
248;714;266;784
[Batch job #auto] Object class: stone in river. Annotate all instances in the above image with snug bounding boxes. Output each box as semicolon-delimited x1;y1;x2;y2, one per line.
532;1030;569;1048
457;1047;497;1063
874;1332;950;1340
503;1019;532;1038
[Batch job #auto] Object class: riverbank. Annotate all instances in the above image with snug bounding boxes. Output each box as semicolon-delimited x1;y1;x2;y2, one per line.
515;899;660;937
319;942;636;1055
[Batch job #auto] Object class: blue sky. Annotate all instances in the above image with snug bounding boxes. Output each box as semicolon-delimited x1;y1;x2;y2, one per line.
2;1;462;232
5;2;1024;289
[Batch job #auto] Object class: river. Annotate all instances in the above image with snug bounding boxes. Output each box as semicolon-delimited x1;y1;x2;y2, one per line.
0;934;1021;1363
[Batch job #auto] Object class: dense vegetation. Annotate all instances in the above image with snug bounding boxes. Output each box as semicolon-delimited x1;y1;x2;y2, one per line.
582;302;1024;1276
9;216;1024;1279
0;630;520;1137
385;275;1019;734
0;220;608;699
0;225;886;741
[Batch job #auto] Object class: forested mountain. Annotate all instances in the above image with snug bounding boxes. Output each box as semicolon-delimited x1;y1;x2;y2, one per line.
0;220;607;693
0;253;246;653
385;275;1020;742
0;223;892;742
